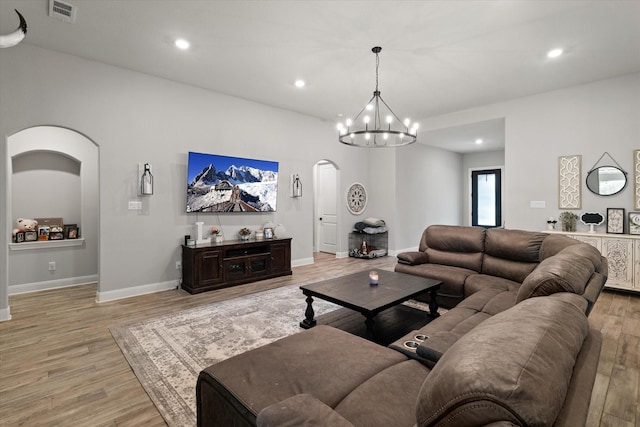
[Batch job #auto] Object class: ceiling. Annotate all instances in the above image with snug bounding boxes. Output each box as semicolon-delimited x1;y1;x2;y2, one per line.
1;1;639;153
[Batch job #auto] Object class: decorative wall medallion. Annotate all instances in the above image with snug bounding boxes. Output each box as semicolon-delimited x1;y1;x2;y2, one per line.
558;155;582;209
634;149;640;210
346;182;367;215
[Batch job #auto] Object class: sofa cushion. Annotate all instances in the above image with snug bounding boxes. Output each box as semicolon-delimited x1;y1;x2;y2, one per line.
485;228;547;263
539;233;579;260
421;224;486;253
480;229;547;283
397;251;429;265
559;242;603;271
334;360;431;427
422;225;485;272
197;325;407;423
395;263;474;303
515;252;596;304
257;394;354;427
415;294;589;427
464;274;520;296
481;255;539;283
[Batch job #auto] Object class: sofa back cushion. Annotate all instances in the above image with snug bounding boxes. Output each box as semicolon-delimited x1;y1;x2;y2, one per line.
515;251;596;304
480;229;547;283
415;294;589;427
422;225;485;272
539;233;579;260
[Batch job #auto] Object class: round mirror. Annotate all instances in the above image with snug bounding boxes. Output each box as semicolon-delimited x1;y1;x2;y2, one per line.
586;166;627;196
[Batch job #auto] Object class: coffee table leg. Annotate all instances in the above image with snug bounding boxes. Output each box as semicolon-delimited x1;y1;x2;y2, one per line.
428;287;440;318
364;315;375;340
300;294;317;329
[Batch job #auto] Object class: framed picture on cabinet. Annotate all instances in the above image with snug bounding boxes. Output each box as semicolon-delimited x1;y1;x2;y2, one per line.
629;212;640;235
606;208;625;234
14;231;25;243
24;231;37;242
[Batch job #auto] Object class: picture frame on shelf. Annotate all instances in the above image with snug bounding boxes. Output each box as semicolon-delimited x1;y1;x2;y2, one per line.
64;224;79;239
606;208;625;234
15;231;25;243
264;227;274;239
49;231;64;240
38;226;50;241
24;231;37;242
629;212;640;235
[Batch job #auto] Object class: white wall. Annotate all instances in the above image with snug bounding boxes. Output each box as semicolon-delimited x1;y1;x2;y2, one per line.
421;73;640;232
393;144;463;251
0;44;369;311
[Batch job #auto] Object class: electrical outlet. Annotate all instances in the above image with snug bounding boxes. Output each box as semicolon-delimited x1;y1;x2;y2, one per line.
176;261;181;270
48;261;56;271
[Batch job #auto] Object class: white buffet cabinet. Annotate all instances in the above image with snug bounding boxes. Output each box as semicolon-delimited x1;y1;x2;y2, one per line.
546;230;639;293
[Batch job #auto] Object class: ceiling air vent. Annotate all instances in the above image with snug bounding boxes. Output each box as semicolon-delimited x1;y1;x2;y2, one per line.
49;0;77;23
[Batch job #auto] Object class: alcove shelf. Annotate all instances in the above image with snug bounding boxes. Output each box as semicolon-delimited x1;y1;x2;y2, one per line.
9;238;85;251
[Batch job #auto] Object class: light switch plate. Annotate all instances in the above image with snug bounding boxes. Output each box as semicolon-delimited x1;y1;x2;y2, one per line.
530;201;546;209
128;200;142;210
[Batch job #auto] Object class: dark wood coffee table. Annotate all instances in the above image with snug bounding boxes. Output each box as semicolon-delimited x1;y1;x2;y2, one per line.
300;270;441;340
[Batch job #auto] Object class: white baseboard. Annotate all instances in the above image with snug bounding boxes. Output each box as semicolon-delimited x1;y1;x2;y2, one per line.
292;257;314;268
336;251;349;259
0;307;11;322
96;280;179;303
9;274;99;295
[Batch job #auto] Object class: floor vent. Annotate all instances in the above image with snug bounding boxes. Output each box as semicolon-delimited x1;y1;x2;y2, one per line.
49;0;77;23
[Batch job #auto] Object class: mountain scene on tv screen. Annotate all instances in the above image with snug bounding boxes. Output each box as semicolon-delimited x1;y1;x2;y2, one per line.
187;163;278;212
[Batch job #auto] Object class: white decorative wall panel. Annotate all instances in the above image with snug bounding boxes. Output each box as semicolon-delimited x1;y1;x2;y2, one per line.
558;155;581;209
634;149;640;210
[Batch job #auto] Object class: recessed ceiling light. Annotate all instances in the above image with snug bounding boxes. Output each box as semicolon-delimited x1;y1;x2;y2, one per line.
175;39;190;50
294;79;306;88
547;48;563;59
475;138;483;145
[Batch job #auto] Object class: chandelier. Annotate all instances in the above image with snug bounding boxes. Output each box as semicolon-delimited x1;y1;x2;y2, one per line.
337;47;417;147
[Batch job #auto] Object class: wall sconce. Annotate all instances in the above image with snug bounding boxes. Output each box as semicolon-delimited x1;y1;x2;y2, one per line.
291;174;302;198
140;163;154;195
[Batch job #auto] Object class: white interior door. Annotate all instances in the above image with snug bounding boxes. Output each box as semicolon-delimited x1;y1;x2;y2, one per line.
317;162;337;254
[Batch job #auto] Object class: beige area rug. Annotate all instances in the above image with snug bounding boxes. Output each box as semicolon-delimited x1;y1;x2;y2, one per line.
110;284;340;427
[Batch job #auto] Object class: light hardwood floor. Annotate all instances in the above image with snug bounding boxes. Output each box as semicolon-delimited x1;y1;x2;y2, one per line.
0;253;638;426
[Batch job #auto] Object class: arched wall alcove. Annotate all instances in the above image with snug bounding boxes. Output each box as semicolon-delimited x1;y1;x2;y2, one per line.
5;126;99;296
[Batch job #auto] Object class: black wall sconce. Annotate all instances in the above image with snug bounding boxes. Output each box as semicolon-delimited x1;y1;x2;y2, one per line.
291;174;302;198
140;163;154;195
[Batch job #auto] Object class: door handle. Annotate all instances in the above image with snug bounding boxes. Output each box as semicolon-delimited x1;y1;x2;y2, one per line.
319;217;323;221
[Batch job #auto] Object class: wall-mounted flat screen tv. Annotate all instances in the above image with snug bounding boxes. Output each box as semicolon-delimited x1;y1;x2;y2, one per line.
187;152;279;212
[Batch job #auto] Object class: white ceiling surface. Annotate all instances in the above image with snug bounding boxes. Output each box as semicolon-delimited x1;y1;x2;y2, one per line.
1;1;639;153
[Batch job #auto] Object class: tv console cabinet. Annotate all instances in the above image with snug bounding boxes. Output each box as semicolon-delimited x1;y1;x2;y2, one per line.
181;237;292;294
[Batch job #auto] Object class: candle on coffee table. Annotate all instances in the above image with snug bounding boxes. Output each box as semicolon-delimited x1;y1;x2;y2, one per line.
369;271;379;285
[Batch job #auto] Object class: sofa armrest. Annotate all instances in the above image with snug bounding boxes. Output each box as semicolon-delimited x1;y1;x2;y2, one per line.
397;251;428;265
416;331;461;363
257;394;354;427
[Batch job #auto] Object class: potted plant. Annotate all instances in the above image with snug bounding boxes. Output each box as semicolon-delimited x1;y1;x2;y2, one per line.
559;211;578;232
238;227;251;241
211;226;223;243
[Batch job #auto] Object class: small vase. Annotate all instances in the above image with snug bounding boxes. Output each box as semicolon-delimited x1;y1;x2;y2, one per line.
562;219;576;232
240;234;250;241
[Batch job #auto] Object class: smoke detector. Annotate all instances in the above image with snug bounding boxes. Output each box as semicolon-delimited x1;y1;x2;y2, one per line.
49;0;77;23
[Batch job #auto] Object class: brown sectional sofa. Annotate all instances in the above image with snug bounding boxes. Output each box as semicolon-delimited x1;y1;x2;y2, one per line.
197;225;607;427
